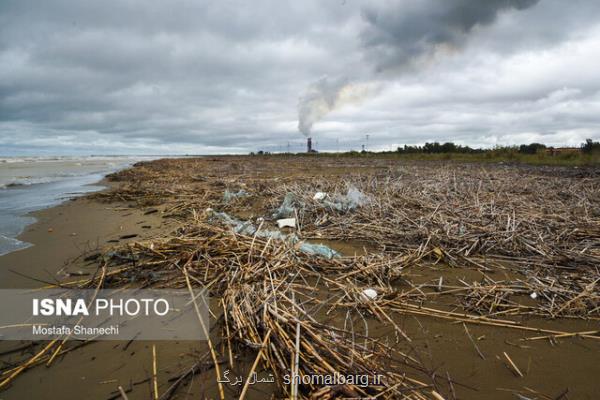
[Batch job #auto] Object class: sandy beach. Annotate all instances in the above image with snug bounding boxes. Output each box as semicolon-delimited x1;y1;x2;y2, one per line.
0;183;205;400
0;194;165;289
0;156;598;399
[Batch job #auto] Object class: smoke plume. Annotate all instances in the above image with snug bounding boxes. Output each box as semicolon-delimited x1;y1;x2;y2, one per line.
297;0;540;136
297;77;348;137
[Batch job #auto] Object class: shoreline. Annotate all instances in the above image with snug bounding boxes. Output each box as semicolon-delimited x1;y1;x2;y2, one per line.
0;179;170;288
0;179;108;257
0;156;156;256
0;174;199;400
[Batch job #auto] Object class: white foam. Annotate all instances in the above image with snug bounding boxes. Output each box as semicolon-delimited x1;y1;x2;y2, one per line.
0;234;32;256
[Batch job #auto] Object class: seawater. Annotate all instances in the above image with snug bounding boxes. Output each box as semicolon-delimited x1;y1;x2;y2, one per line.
0;156;151;256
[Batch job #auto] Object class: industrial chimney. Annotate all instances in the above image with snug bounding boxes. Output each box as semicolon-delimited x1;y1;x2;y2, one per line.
307;137;312;153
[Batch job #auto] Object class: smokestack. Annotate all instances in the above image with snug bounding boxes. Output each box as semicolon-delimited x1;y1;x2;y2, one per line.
307;137;312;153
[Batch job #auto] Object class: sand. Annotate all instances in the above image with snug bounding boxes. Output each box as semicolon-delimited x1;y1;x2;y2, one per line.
0;194;168;288
0;189;204;400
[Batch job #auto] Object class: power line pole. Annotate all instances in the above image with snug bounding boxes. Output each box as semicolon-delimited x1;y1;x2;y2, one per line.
365;134;370;152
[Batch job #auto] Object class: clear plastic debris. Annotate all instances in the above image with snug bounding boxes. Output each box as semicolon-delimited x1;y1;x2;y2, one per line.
273;193;297;218
297;242;341;259
324;185;370;212
223;189;249;203
208;210;339;259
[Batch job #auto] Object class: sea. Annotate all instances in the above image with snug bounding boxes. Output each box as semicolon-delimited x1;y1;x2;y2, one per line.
0;156;154;256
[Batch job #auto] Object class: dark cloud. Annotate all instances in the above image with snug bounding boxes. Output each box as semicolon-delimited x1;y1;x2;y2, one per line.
0;0;599;155
360;0;540;72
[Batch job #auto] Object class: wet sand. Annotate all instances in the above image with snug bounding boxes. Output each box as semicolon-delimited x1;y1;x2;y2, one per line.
0;194;168;288
0;191;202;400
0;188;277;400
382;265;600;400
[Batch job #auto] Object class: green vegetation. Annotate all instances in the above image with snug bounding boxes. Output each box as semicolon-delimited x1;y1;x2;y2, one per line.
582;138;600;154
380;139;599;166
256;139;600;166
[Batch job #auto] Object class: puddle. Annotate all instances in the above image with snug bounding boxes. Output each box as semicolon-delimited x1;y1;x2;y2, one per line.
305;239;379;257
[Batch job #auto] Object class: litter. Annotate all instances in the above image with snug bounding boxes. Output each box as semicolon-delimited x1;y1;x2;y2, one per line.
277;218;296;229
313;192;327;201
272;193;296;218
297;242;341;259
323;185;370;212
223;189;248;203
208;210;339;258
346;186;369;207
361;288;378;301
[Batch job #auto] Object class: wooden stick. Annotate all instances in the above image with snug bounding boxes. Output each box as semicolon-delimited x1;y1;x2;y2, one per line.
290;292;301;400
118;385;130;400
152;345;159;400
222;298;234;370
463;323;485;360
239;329;272;400
0;339;58;389
183;267;225;400
520;330;599;341
431;390;446;400
503;352;523;377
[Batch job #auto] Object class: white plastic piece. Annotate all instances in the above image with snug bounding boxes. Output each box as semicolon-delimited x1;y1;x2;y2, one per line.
530;292;538;299
313;192;327;201
361;288;378;301
277;218;296;229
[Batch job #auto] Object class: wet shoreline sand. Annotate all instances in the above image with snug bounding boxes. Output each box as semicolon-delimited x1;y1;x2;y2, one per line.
0;184;202;400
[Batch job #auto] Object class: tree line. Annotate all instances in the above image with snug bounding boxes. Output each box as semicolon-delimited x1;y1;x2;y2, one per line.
394;139;599;154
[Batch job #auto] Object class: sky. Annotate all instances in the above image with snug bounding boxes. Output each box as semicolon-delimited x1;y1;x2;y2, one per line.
1;0;600;155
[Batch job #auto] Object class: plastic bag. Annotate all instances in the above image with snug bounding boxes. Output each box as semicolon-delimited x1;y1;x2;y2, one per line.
272;193;296;218
324;185;370;212
223;189;248;203
209;210;339;258
298;242;341;259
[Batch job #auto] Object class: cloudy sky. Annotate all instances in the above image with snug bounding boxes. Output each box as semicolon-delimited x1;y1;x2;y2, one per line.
1;0;600;155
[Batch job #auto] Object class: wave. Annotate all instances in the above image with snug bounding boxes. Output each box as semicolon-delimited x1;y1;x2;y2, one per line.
0;234;31;256
1;176;63;188
0;171;112;189
0;155;156;164
0;157;153;189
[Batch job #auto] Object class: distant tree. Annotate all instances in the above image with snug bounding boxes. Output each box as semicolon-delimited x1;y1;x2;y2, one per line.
396;142;482;154
518;143;546;154
440;142;457;153
581;138;600;153
423;142;439;153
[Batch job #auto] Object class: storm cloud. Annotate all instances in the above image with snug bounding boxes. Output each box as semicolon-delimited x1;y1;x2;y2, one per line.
1;0;599;154
360;0;540;72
